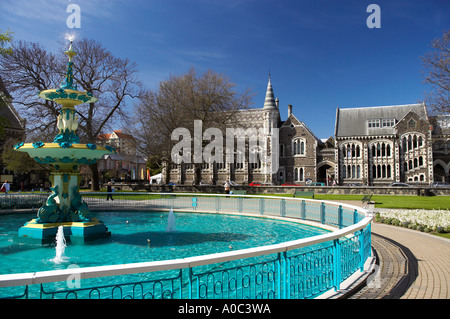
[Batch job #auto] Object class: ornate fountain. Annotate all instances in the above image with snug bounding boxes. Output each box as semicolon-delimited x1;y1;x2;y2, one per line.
14;41;114;244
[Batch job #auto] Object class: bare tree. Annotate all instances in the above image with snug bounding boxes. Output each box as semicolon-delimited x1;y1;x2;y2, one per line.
421;29;450;116
132;67;253;183
0;38;142;190
0;40;62;140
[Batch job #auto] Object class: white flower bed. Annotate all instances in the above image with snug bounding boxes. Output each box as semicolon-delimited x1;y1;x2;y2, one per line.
376;209;450;232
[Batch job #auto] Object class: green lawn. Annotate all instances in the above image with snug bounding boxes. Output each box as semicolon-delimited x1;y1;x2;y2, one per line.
254;193;449;210
314;194;450;210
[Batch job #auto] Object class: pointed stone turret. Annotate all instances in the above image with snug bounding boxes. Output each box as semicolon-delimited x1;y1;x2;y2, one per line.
263;74;277;110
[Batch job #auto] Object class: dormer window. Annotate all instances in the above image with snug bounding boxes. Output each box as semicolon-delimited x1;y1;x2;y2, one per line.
368;118;396;128
382;119;396;127
367;119;380;128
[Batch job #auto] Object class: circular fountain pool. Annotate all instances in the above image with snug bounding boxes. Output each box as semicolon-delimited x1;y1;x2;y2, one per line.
0;211;330;275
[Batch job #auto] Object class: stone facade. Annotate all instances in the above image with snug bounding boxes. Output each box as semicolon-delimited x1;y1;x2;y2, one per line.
334;104;444;185
163;77;449;186
431;115;450;183
162;76;335;186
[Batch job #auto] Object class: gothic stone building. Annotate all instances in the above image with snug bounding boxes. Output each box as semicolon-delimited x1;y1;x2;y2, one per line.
162;76;335;186
431;115;450;183
163;76;449;186
335;103;435;185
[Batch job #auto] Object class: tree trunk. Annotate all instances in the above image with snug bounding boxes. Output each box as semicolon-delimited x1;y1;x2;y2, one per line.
89;162;101;191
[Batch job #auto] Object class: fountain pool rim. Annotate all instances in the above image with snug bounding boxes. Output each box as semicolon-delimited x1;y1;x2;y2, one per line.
0;193;373;299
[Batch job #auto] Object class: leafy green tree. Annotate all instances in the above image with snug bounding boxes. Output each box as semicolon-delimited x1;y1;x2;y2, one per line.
0;29;13;56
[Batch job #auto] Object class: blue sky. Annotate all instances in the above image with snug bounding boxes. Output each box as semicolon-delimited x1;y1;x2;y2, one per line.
1;0;449;139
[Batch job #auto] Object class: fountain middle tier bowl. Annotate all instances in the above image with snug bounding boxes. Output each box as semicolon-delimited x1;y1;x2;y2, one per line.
39;89;98;107
16;143;112;166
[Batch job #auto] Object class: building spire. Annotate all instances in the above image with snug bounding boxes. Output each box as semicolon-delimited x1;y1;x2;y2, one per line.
263;72;277;110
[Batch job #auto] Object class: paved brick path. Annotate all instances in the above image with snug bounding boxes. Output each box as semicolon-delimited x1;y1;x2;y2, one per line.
360;223;450;299
335;200;450;299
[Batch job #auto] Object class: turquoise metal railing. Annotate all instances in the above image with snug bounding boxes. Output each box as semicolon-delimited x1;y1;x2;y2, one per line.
0;193;372;299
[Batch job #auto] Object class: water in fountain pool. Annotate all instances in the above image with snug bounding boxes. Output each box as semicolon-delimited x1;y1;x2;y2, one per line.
0;211;329;276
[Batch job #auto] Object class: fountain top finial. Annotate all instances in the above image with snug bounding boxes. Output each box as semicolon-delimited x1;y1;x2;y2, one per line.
65;40;77;62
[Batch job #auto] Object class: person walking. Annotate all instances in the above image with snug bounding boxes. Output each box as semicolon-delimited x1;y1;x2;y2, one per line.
106;182;114;201
1;180;10;194
224;180;230;197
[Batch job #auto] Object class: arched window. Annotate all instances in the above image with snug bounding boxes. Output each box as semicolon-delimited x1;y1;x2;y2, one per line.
293;138;305;155
294;167;304;181
386;144;391;157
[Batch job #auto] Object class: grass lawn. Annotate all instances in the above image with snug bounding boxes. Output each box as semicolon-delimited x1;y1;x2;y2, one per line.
255;193;449;210
314;194;450;210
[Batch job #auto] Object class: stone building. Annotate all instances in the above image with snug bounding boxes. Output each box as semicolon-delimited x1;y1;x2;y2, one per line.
0;76;26;181
431;114;450;183
162;75;448;186
334;103;434;185
162;76;335;185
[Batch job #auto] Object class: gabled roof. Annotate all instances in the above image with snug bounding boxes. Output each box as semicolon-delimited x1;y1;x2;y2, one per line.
335;103;428;137
281;113;323;145
113;129;134;139
98;130;134;140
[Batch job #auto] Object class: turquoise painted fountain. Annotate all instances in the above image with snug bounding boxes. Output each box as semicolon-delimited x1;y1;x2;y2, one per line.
14;41;114;244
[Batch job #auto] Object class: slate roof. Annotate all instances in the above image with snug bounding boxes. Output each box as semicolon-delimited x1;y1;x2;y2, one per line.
335;103;428;137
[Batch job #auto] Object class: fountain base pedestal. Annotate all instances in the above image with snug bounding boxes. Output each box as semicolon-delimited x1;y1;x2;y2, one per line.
18;218;111;244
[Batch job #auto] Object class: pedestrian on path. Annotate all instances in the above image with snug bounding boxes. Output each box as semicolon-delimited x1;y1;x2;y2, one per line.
106;182;114;201
1;180;10;194
224;180;230;197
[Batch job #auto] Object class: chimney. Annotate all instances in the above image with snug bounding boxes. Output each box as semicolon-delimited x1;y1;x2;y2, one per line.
288;104;292;117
